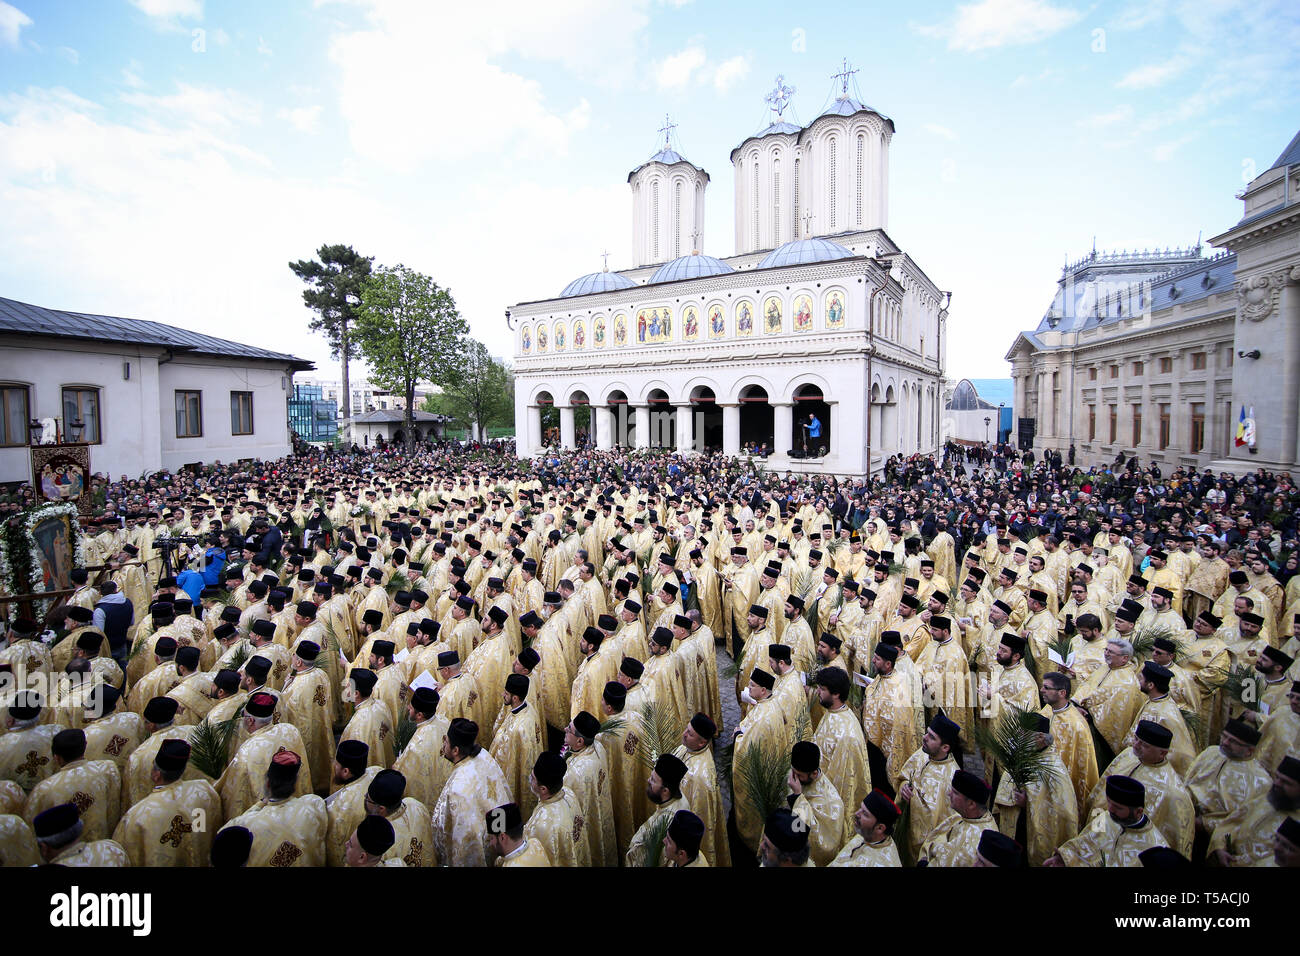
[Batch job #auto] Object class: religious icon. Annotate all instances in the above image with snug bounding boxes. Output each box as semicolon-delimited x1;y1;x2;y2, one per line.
636;306;673;344
683;306;699;341
521;327;532;353
763;296;783;333
40;461;85;501
573;319;586;349
594;316;606;347
31;514;73;593
537;327;548;351
826;291;845;329
793;295;813;332
737;300;753;336
555;323;566;351
709;304;725;338
614;313;628;346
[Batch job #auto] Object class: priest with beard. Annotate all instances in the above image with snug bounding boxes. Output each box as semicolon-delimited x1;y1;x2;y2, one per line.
673;712;729;867
916;769;998;867
626;752;689;867
811;668;871;815
786;740;851;867
991;712;1078;866
828;789;903;867
489;674;545;818
562;710;618;867
431;717;512;867
860;643;922;795
523;750;588;867
896;713;963;862
1209;755;1300;867
1046;774;1168;867
393;686;453;810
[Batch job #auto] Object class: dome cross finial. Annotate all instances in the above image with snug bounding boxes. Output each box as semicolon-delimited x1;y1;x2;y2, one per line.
658;114;677;149
802;209;814;238
831;57;859;99
764;75;796;119
601;249;610;272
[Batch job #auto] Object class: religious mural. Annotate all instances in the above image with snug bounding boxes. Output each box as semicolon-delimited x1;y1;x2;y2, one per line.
521;326;532;353
708;303;726;339
636;306;673;344
573;318;586;350
554;321;567;351
736;299;754;337
763;295;783;334
613;313;628;347
683;305;700;342
793;294;813;333
537;325;548;352
825;290;846;329
593;315;607;348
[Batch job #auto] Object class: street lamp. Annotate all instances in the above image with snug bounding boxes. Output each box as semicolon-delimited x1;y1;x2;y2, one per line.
984;416;991;443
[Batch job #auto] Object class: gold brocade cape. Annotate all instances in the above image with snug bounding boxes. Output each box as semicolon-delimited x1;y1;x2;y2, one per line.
861;670;924;790
324;766;381;867
1042;703;1099;812
897;749;959;861
280;667;335;793
674;743;729;867
1055;809;1167;866
113;778;223;866
811;707;871;818
24;758;122;843
432;749;513;867
223;794;328;866
340;696;396;770
791;774;851;868
829;834;901;867
565;743;619;867
523;788;589;867
625;795;687;867
1086;750;1197;857
1184;747;1272;834
918;809;997;867
216;722;312;820
992;748;1078;866
490;702;546;819
1073;662;1143;753
732;697;790;850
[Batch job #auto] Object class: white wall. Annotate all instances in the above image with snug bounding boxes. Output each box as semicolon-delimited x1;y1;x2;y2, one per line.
0;335;298;483
157;356;294;469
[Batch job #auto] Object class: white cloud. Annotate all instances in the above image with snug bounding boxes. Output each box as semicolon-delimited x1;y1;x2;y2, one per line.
323;0;648;171
0;1;32;49
655;46;706;90
212;27;229;45
1077;104;1134;128
278;104;322;133
122;60;145;89
121;84;262;133
923;122;958;140
1010;67;1059;88
1115;56;1189;89
257;35;272;56
56;46;79;65
713;55;750;93
128;0;203;20
918;0;1083;52
1152;132;1197;161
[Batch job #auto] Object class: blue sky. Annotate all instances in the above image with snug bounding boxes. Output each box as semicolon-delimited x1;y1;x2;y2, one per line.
2;0;1297;380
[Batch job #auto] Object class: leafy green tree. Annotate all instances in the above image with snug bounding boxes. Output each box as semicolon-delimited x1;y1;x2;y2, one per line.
288;244;373;439
353;264;467;449
443;339;515;439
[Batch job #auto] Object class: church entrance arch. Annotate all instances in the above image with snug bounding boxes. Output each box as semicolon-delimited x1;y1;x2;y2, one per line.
690;385;722;451
739;384;773;455
606;389;630;447
792;383;830;458
536;390;558;447
647;388;675;448
568;389;591;447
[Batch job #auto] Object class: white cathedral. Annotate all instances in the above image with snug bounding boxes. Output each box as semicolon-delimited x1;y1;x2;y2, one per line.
509;68;949;475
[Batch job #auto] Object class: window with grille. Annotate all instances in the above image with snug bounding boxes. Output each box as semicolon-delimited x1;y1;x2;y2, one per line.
176;390;203;438
0;385;28;446
828;138;837;230
651;181;659;261
752;160;759;245
1158;404;1170;450
231;391;254;436
856;135;864;226
793;158;800;236
62;387;101;443
673;181;682;258
772;158;780;244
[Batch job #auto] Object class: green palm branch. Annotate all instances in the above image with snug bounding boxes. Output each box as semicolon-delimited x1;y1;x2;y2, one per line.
393;713;418;757
732;737;791;833
1180;707;1208;751
1128;630;1156;663
1218;664;1262;713
385;571;413;597
973;705;1058;792
597;715;627;738
635;699;683;770
1047;633;1076;667
224;642;251;673
637;809;674;868
189;709;242;779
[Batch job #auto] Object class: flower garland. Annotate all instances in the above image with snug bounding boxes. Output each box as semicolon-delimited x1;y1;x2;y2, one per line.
0;502;87;620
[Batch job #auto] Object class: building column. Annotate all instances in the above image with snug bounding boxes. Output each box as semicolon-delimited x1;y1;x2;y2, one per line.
527;404;542;456
825;400;838;458
594;404;613;449
559;404;575;450
721;403;740;456
772;402;793;456
675;404;694;454
633;404;650;449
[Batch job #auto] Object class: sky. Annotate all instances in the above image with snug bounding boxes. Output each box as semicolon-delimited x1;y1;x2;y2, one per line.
1;0;1298;382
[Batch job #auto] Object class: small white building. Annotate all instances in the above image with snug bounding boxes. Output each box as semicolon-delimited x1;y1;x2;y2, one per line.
350;409;451;447
0;296;313;482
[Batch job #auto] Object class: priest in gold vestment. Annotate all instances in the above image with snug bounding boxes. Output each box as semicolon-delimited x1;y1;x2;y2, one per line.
221;749;327;867
431;718;513;867
113;738;222;866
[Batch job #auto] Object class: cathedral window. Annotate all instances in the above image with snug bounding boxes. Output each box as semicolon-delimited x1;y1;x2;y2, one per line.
856;134;864;226
828;138;837;230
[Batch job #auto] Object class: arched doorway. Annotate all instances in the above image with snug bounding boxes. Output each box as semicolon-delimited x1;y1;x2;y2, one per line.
536;390;558;447
792;383;830;458
647;388;675;448
607;389;630;447
690;385;722;451
569;389;591;447
739;384;773;455
881;385;897;456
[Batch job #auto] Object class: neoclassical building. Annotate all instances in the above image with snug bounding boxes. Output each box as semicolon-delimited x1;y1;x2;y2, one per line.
509;73;949;475
1007;125;1300;476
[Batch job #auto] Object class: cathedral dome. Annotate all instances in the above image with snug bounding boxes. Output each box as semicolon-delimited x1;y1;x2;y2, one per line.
559;270;637;298
649;254;735;284
757;238;856;269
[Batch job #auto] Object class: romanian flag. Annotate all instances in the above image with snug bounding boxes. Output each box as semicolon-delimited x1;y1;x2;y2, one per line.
1235;406;1257;449
1235;406;1247;447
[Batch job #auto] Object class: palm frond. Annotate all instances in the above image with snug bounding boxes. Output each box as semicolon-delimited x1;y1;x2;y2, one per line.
847;679;865;713
597;715;628;737
715;739;734;785
1128;630;1156;663
189;709;242;779
718;654;739;681
973;705;1058;792
393;713;418;757
1218;664;1262;713
1047;633;1075;667
636;698;683;770
225;642;251;673
127;631;150;662
733;736;791;833
636;808;674;868
1180;707;1208;751
385;571;413;597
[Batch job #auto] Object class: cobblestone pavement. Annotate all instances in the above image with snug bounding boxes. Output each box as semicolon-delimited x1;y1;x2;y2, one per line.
713;641;741;818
